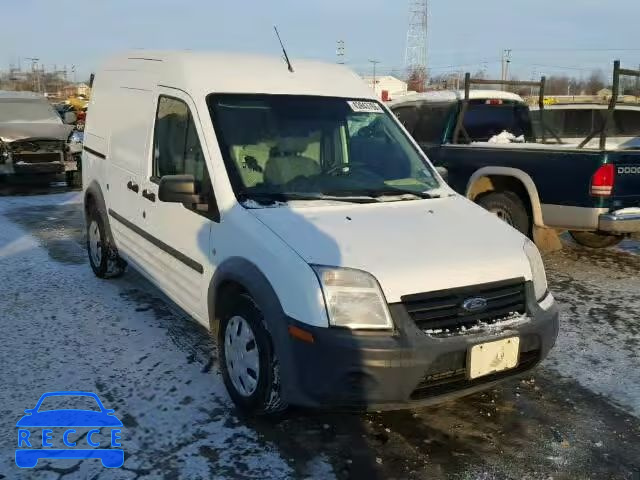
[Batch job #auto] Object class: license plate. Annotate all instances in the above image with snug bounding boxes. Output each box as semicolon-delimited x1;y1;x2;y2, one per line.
467;337;520;380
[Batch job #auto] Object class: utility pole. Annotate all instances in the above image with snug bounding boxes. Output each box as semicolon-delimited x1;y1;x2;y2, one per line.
25;57;40;93
369;59;381;97
501;49;512;89
336;40;345;64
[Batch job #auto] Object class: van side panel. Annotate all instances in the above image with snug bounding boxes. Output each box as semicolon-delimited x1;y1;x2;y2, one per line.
109;88;155;176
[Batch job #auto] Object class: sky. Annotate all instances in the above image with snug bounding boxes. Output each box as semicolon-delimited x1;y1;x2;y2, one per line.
2;0;640;82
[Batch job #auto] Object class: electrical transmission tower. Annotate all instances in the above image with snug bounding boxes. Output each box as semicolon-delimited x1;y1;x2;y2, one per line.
404;0;428;78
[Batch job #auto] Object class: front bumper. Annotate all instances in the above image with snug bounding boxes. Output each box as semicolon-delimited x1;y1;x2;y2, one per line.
599;209;640;233
279;286;559;410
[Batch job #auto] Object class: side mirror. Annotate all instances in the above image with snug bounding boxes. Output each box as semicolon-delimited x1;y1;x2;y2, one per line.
63;111;77;124
24;409;34;414
158;175;202;205
158;174;221;222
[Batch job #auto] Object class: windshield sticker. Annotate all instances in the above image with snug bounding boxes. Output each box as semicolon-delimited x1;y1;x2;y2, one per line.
347;101;384;114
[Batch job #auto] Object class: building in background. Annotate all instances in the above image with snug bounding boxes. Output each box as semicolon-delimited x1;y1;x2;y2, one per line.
362;75;408;101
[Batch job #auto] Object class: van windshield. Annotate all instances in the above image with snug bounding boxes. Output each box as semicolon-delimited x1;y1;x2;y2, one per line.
207;94;440;204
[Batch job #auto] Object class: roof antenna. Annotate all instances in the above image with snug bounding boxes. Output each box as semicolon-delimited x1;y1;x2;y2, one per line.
274;26;294;73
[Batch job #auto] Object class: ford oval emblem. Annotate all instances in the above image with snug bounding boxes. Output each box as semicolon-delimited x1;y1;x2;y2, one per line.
462;297;488;313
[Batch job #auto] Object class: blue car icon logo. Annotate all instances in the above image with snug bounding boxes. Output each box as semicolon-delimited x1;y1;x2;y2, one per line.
16;391;124;468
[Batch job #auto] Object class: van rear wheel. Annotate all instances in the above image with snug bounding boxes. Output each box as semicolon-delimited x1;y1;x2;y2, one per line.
219;293;286;415
569;231;624;249
86;207;126;278
476;191;531;236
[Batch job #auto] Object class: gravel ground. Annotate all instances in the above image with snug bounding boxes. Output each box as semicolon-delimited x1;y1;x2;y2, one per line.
0;189;639;480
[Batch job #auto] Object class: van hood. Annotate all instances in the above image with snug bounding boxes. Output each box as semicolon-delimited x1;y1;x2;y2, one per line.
0;122;73;143
249;196;532;302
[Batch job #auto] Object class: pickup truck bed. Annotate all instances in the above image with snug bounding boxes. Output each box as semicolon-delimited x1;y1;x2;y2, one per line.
390;90;640;248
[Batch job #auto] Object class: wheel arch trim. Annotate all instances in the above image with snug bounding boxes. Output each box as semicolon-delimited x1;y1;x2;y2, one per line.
465;167;544;227
84;181;116;241
207;257;298;401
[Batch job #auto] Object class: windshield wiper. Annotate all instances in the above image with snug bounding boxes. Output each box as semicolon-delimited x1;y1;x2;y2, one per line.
239;192;378;205
370;188;439;199
325;188;439;200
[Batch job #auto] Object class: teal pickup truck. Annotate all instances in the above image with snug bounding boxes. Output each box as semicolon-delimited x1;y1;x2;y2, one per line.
389;66;640;248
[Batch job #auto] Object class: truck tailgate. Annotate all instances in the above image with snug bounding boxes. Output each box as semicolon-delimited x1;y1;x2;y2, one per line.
611;152;640;207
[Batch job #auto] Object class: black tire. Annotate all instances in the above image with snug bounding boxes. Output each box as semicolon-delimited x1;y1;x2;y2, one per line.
66;170;82;189
569;231;624;249
218;293;287;415
86;207;126;278
476;191;531;236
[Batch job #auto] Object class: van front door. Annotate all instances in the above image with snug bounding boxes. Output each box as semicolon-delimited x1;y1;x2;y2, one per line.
138;91;213;325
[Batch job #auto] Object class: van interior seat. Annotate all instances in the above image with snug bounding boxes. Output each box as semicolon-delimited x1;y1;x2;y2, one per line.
264;137;321;186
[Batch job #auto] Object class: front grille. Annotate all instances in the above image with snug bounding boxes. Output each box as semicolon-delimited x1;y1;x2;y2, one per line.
12;152;62;164
410;349;539;400
401;278;526;334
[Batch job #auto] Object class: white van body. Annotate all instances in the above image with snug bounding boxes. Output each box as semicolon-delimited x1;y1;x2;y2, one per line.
83;51;558;413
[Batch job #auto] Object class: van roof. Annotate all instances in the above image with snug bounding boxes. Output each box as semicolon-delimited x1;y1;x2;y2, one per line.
98;50;374;99
388;90;525;106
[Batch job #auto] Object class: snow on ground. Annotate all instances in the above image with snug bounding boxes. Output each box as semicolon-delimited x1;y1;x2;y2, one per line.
0;193;333;479
1;191;639;479
543;239;640;417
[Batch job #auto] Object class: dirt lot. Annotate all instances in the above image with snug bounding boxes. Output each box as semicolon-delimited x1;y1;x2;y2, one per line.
0;189;639;479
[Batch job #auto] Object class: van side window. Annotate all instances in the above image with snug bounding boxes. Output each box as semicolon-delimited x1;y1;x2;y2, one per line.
153;96;207;184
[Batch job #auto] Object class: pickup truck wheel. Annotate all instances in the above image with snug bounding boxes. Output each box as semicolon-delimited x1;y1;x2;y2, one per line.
86;208;126;278
569;231;624;249
219;293;287;416
476;191;530;236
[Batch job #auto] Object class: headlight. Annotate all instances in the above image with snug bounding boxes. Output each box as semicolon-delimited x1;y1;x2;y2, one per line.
312;266;393;330
523;239;548;301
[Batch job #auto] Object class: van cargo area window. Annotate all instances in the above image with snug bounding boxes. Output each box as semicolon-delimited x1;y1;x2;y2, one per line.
207;94;439;204
153;96;208;186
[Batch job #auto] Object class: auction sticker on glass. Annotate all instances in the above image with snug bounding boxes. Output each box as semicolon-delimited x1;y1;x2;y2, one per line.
347;100;384;113
467;337;520;379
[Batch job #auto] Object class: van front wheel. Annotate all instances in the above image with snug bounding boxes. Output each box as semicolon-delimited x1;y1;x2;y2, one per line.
219;294;287;415
569;231;624;248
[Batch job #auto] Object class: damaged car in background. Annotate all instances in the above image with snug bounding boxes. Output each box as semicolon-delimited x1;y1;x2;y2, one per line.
0;91;82;187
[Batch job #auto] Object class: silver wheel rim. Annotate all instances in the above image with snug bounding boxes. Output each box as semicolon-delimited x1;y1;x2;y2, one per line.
224;316;260;397
88;220;102;266
490;207;514;227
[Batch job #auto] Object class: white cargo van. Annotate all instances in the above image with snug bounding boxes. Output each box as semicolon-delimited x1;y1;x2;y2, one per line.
83;51;558;414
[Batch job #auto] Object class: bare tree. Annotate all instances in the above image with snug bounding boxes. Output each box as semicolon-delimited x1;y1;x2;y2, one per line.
407;67;427;93
585;69;606;95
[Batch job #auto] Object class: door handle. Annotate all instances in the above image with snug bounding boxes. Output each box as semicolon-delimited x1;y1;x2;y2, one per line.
142;189;156;202
126;181;139;193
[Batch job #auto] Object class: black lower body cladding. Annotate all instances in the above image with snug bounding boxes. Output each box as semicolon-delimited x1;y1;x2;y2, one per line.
275;283;559;410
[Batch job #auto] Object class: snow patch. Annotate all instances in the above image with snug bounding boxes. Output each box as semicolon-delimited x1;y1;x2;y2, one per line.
487;130;525;144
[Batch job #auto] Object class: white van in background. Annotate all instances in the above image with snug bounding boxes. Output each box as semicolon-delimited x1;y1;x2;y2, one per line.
82;51;558;414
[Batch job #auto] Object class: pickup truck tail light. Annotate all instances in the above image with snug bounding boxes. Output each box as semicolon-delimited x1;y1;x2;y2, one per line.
590;164;615;197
